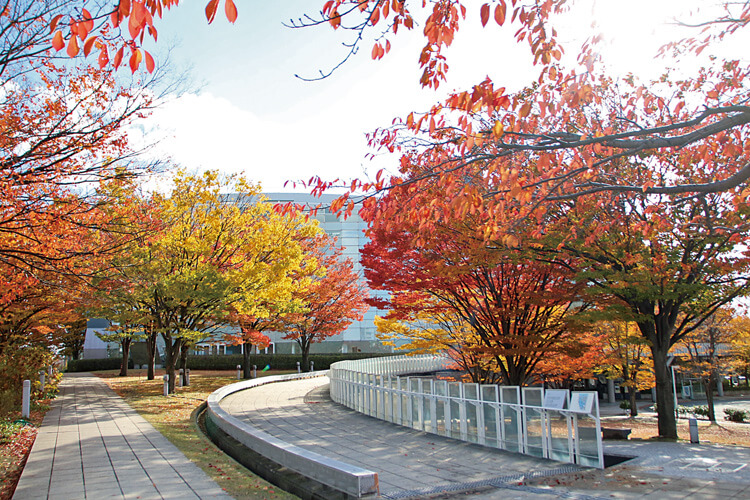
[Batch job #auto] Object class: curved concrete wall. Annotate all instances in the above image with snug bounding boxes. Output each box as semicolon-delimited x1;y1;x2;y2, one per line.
205;371;379;499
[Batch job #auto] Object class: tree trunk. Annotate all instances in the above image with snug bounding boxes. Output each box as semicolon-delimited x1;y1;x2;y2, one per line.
705;375;716;422
243;341;252;379
651;345;678;439
299;338;310;372
629;385;638;417
179;343;189;386
145;329;157;381
162;333;182;394
120;338;131;377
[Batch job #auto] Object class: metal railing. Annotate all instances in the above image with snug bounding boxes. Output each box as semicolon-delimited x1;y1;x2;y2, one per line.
329;355;604;469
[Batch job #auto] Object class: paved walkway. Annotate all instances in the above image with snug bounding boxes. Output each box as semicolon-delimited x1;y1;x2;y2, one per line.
13;373;231;500
220;377;580;499
221;377;750;499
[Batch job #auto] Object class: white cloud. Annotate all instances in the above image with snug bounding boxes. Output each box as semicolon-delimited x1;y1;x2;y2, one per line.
129;91;394;193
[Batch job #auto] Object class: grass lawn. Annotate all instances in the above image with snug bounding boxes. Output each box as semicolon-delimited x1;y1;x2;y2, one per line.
96;369;299;500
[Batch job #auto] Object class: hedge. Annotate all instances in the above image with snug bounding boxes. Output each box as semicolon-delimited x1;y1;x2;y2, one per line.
66;357;134;372
184;352;395;371
65;353;395;372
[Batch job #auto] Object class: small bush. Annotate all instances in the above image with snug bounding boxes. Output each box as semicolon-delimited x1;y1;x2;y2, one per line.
619;400;631;410
692;405;710;418
724;408;748;423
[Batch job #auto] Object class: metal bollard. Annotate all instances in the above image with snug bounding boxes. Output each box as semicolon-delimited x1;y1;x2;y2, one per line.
252;365;257;379
310;361;314;372
297;361;301;374
163;375;169;396
39;371;45;392
178;369;183;387
22;380;31;418
689;418;699;444
186;369;190;386
236;365;241;379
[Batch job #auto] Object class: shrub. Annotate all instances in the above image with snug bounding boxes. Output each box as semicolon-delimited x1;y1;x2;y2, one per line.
619;400;631;410
0;346;57;415
692;405;710;418
724;408;748;423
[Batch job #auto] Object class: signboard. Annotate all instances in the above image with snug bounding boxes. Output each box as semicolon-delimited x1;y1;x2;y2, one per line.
543;389;568;410
570;392;595;414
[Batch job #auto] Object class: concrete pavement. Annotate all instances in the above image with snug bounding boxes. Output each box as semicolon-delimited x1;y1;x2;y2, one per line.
220;377;750;499
12;373;231;500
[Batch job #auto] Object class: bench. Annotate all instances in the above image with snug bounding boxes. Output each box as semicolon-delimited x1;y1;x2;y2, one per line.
601;427;631;440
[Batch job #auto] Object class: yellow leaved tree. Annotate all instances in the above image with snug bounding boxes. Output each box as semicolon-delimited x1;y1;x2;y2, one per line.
106;170;320;392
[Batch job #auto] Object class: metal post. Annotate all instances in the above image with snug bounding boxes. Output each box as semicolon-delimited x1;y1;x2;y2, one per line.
22;380;31;418
297;361;301;373
236;365;241;379
186;369;190;386
310;361;314;372
252;365;257;378
163;375;169;396
671;366;679;417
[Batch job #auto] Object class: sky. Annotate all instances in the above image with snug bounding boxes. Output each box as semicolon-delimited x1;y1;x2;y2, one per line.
128;0;745;192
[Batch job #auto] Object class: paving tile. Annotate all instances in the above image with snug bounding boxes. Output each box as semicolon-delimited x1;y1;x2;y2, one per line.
12;373;232;500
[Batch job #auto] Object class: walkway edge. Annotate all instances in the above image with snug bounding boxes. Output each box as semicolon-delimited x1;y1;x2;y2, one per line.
205;371;379;499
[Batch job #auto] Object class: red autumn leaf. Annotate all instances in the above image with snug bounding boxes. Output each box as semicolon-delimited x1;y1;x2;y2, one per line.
66;36;79;57
205;0;219;24
480;3;490;27
119;0;131;17
51;30;65;51
144;50;155;73
113;47;124;69
225;0;238;23
329;10;341;28
370;6;380;26
98;47;109;68
129;49;142;72
50;14;63;34
83;36;97;57
494;2;506;26
110;11;122;28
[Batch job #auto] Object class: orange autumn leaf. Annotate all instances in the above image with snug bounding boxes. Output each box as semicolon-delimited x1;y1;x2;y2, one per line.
224;0;238;23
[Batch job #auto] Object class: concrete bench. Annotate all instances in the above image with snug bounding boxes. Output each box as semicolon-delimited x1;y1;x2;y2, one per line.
602;427;631;440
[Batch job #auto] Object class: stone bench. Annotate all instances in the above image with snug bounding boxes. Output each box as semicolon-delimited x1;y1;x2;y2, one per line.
602;427;631;440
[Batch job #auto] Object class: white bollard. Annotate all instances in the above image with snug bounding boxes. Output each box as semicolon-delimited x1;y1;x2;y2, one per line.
310;361;314;372
163;375;169;396
689;418;699;443
297;362;301;374
186;369;190;386
22;380;31;418
178;369;183;388
252;365;257;379
236;365;241;379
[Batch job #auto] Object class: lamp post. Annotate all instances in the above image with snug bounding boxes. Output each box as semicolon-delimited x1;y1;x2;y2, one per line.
667;355;678;417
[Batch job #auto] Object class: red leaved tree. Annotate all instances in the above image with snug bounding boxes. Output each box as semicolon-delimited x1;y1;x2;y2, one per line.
278;235;369;371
